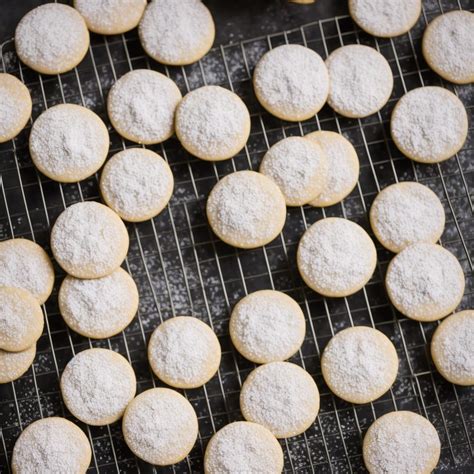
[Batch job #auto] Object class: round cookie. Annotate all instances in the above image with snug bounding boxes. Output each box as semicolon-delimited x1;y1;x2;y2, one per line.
175;85;250;161
61;348;136;426
107;69;182;145
259;136;328;206
229;290;306;364
74;0;147;35
206;170;286;249
370;182;445;253
385;243;465;322
0;238;54;305
422;11;474;85
363;411;441;474
240;361;320;438
321;326;398;404
349;0;422;38
306;131;360;207
0;345;36;384
253;44;329;122
431;310;474;386
50;201;129;279
326;44;393;118
391;86;468;164
139;0;215;66
148;316;221;389
30;104;109;183
204;421;284;474
0;73;32;143
122;387;198;465
15;3;90;75
100;148;174;222
11;417;92;473
297;217;377;297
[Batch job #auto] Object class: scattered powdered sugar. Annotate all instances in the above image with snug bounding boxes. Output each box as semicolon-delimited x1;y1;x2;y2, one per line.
0;82;24;137
0;345;36;384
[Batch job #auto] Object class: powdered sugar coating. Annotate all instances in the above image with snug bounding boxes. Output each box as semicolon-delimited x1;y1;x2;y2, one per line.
363;411;441;474
297;217;377;297
253;44;329;122
326;45;393;118
391;86;468;163
386;243;465;321
0;345;36;384
15;3;89;75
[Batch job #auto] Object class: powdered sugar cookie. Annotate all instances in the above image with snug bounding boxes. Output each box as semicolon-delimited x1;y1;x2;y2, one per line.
326;45;393;118
422;11;474;85
61;348;136;426
148;316;221;389
385;243;465;322
259;136;327;206
431;310;474;386
306;131;359;207
59;268;138;339
206;171;286;249
139;0;215;66
123;387;198;465
391;86;468;163
11;417;92;473
349;0;422;38
107;69;182;145
30;104;109;183
0;74;32;143
50;201;129;279
253;44;329;122
74;0;146;35
230;290;306;364
363;411;441;474
0;238;54;305
370;182;445;253
100;148;174;222
297;217;377;297
204;421;284;474
15;4;90;75
0;345;36;384
175;85;250;161
321;326;398;404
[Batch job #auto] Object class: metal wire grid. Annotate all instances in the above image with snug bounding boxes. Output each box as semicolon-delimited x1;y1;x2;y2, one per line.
0;0;473;472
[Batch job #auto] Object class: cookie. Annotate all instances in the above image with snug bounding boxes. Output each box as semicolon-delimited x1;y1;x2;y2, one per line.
259;136;328;206
139;0;215;66
363;411;441;474
326;44;393;118
107;69;182;145
305;131;360;207
431;310;474;386
29;104;109;183
0;345;36;384
391;86;468;163
253;44;329;122
148;316;221;389
385;243;465;321
321;326;398;404
61;348;136;426
15;3;90;75
206;170;286;249
240;362;320;438
100;148;174;222
422;11;474;85
175;85;251;161
297;217;377;297
122;387;198;465
204;421;284;474
229;290;306;364
0;73;32;143
50;201;129;279
370;182;445;253
0;238;54;305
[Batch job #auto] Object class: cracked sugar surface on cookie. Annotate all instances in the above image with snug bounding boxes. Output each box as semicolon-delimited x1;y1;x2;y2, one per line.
0;345;36;384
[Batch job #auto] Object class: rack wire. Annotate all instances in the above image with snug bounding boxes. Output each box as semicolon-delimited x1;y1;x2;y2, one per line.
0;1;473;472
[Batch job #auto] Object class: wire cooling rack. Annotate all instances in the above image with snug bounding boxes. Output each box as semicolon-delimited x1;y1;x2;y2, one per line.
0;1;473;472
